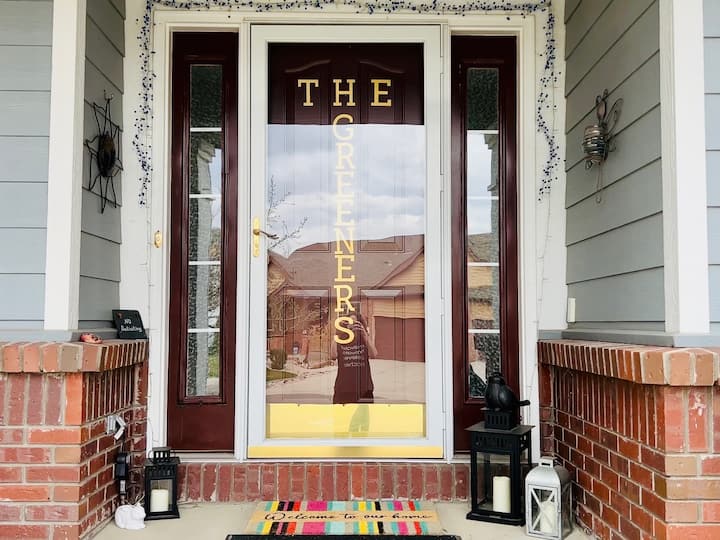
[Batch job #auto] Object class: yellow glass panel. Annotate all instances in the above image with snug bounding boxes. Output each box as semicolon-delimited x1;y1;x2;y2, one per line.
266;403;425;438
248;444;443;459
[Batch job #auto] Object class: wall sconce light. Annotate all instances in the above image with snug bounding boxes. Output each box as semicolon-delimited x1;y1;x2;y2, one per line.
582;89;622;169
582;90;622;202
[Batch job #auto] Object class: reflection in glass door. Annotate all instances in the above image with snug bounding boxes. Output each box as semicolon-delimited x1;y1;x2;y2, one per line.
248;27;443;458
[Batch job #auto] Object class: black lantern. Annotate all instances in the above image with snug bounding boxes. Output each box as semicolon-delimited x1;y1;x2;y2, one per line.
466;422;533;526
144;447;180;520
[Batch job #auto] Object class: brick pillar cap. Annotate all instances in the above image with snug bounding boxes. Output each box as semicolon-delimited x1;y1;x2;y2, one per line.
0;340;148;373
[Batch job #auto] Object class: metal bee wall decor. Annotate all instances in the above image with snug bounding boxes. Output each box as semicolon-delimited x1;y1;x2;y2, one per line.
582;89;622;169
582;89;622;202
84;92;123;213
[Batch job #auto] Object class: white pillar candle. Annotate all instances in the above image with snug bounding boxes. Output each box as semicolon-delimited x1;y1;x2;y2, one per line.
150;488;170;513
538;499;557;534
492;476;511;513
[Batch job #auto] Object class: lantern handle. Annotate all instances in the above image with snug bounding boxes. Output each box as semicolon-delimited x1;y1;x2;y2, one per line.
538;457;555;468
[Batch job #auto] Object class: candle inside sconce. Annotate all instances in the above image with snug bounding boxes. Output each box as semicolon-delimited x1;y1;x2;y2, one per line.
150;488;169;513
492;476;511;513
538;499;557;534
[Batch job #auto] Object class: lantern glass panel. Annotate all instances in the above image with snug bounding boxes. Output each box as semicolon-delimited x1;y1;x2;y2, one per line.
148;479;173;513
529;487;558;536
474;453;514;514
561;484;573;536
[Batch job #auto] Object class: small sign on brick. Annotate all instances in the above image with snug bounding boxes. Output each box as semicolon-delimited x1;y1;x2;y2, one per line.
112;310;147;339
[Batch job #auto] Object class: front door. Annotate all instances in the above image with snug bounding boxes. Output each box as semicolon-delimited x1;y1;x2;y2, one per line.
165;28;517;456
247;26;444;458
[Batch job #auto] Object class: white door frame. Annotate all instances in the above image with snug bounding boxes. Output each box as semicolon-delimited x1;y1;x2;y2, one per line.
127;5;559;462
247;24;444;459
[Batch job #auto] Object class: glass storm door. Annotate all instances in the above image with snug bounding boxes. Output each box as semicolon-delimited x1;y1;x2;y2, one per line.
167;34;238;451
247;26;443;458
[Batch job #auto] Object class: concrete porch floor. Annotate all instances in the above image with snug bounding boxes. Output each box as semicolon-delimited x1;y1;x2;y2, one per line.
92;502;592;540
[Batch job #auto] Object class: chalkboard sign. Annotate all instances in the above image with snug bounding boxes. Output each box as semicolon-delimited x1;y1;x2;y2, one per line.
112;309;147;339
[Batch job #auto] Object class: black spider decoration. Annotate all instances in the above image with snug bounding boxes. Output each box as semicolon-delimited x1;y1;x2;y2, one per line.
84;92;123;213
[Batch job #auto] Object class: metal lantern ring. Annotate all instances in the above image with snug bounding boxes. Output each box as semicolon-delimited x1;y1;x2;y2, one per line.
525;457;573;539
582;89;622;169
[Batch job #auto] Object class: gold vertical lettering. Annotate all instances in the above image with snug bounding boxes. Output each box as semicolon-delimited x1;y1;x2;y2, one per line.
333;79;357;106
332;113;355;140
297;79;319;106
370;79;392;107
336;171;354;197
335;198;355;226
335;254;356;282
334;317;355;344
334;285;355;314
334;227;355;255
331;108;356;344
335;142;355;170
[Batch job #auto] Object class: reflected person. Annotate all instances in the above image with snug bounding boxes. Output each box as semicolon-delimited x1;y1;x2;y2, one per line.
330;313;377;404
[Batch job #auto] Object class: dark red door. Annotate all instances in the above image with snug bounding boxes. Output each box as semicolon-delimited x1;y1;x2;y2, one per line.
451;37;519;451
168;33;238;450
268;44;423;125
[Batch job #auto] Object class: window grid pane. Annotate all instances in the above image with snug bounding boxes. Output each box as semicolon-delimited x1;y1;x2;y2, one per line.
186;63;224;398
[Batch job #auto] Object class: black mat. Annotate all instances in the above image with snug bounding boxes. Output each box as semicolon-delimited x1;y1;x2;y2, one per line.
225;534;462;540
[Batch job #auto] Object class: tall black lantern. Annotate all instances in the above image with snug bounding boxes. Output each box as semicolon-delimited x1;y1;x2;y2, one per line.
466;422;533;526
144;447;180;520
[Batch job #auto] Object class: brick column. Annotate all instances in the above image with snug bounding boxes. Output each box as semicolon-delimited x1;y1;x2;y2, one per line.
539;340;720;540
0;340;147;539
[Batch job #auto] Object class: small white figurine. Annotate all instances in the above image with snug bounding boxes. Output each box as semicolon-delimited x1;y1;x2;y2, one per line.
114;503;146;530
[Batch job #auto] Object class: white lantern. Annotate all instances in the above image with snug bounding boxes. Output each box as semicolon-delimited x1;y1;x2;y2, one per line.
525;457;572;539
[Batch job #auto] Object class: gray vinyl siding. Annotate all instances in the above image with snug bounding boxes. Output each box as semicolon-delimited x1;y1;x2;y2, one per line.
565;0;664;330
79;0;124;327
0;0;52;329
705;0;720;328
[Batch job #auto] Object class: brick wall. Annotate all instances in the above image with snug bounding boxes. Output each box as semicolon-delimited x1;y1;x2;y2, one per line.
539;341;720;540
177;462;470;503
0;341;147;540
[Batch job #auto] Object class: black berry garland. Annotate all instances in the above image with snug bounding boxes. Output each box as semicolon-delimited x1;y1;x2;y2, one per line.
134;0;558;204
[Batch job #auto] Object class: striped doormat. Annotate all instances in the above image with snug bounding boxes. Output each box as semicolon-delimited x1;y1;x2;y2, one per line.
245;501;443;535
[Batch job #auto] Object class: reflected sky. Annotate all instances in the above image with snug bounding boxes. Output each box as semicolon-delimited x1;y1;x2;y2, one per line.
466;131;497;237
267;124;426;255
466;131;496;197
204;127;496;245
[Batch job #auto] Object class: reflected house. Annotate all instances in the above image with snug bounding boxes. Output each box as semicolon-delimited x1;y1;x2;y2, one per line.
188;137;222;396
267;233;431;366
467;223;501;388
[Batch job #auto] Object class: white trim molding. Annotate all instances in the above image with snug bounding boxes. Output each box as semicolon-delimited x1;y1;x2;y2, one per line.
43;0;87;330
660;0;710;334
123;6;566;461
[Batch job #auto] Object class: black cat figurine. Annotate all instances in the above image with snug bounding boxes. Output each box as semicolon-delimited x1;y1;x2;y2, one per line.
485;372;530;411
484;372;504;410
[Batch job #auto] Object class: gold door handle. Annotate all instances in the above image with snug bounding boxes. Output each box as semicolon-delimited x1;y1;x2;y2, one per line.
252;217;278;257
